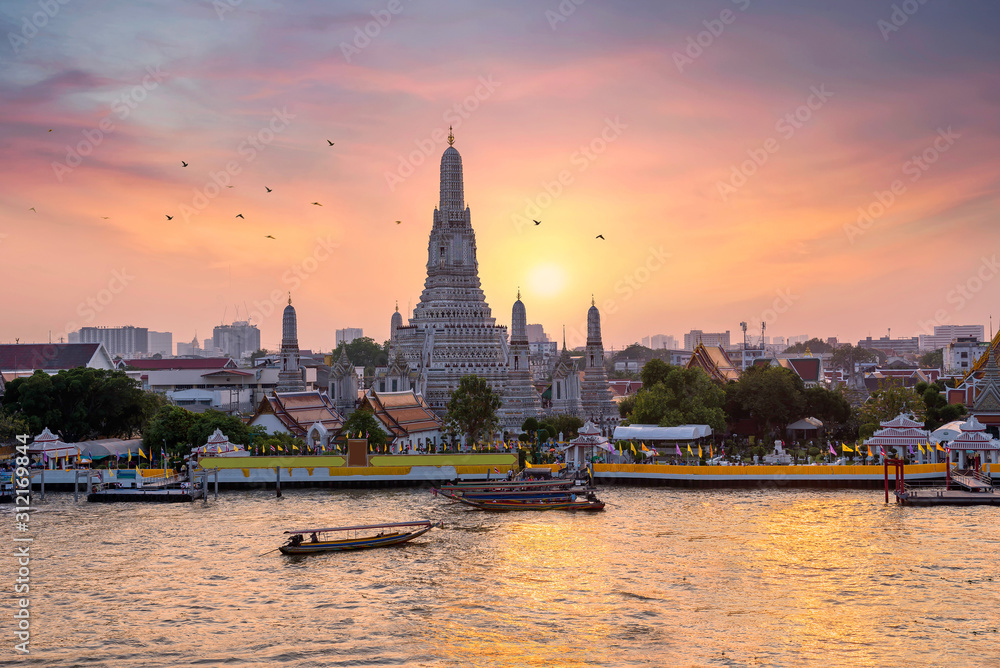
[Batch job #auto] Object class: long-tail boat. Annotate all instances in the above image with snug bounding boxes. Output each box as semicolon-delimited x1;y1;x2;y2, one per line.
278;520;439;555
453;494;605;512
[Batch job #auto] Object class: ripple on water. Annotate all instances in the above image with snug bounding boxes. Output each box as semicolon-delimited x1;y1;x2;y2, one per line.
14;487;1000;667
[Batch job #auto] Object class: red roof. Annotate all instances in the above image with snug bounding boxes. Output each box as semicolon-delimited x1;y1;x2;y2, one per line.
0;343;102;371
123;357;237;370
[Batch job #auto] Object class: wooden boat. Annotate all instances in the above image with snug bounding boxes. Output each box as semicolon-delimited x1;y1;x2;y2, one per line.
454;494;605;512
437;479;579;494
434;488;584;502
278;520;439;555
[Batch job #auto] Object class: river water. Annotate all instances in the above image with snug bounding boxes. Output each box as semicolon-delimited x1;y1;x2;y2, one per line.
4;487;999;667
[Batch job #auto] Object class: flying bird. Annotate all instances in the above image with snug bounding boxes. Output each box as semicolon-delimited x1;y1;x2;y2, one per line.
311;202;322;206
395;220;402;225
533;220;541;225
327;140;335;146
595;234;605;240
265;235;275;239
226;185;234;189
235;214;244;219
47;129;52;132
165;215;173;220
265;186;272;193
101;216;109;219
29;207;36;212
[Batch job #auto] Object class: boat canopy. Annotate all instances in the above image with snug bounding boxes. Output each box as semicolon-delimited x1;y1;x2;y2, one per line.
284;520;432;535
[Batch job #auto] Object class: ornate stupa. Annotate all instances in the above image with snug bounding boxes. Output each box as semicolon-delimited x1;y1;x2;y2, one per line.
497;290;542;431
275;294;306;392
394;129;510;416
550;325;582;417
579;297;618;431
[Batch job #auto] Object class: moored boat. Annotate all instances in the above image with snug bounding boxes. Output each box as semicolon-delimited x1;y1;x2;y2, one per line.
278;520;439;555
454;493;605;512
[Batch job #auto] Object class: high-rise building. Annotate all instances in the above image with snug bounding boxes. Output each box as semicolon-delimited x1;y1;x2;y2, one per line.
335;328;364;346
148;331;173;356
77;326;148;356
644;334;677;349
525;324;548;343
684;330;730;351
213;321;261;360
919;324;985;352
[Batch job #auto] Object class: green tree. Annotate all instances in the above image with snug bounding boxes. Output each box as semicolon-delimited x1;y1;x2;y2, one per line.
340;408;388;449
185;409;254;450
142;405;198;456
830;344;879;387
726;365;806;440
445;375;502;445
547;414;583;440
332;337;389;369
249;349;269;365
3;368;158;442
857;382;925;438
804;385;856;441
784;338;833;354
624;366;727;432
640;358;673;388
919;349;943;369
915;380;966;431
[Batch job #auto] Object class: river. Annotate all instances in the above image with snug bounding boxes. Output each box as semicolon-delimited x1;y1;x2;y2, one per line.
4;487;999;666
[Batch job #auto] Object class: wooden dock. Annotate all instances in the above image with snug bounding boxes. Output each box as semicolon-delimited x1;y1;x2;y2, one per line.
897;489;1000;506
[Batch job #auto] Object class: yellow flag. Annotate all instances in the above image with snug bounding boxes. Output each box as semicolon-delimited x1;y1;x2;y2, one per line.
867;445;873;457
687;444;693;455
698;445;703;458
842;443;854;453
630;442;637;454
936;443;945;452
139;448;147;459
292;443;299;451
368;443;373;453
641;442;649;452
128;449;132;464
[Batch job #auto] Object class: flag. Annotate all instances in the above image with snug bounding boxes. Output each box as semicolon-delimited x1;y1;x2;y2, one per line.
494;467;499;473
368;443;373;453
641;442;649;452
908;445;914;455
676;444;682;456
292;443;299;451
710;444;714;459
867;445;873;458
687;444;693;455
630;442;637;454
139;448;147;459
128;449;132;464
829;445;837;455
936;443;945;452
842;443;854;453
698;445;703;458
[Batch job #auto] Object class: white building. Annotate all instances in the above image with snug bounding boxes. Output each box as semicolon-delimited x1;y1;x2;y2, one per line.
148;331;173;356
944;337;989;374
335;328;364;346
918;324;984;352
76;326;148;356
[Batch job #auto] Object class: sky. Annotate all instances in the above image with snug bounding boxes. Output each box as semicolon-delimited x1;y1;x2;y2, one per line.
2;0;999;353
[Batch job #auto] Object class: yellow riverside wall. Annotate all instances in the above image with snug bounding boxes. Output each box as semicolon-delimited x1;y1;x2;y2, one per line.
369;454;516;467
199;455;346;469
199;453;515;471
595;463;948;476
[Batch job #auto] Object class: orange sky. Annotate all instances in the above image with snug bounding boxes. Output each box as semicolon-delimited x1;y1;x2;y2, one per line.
3;1;999;352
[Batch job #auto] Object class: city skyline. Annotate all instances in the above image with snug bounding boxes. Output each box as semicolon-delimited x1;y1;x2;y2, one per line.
3;1;1000;352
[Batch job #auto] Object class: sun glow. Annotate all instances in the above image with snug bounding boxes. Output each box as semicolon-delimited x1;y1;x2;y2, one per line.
527;263;566;297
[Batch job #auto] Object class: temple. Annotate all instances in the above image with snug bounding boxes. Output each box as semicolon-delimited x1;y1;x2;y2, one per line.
686;341;740;384
275;295;306;392
578;298;619;429
497;290;543;431
393;132;511;416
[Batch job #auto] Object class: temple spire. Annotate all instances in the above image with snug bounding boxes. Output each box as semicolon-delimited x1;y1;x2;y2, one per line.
562;325;567;350
288;292;292;306
448;126;454;146
517;287;521;301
